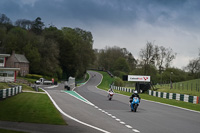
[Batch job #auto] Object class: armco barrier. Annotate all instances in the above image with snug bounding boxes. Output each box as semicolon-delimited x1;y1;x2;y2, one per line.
0;86;22;100
110;85;134;93
110;85;200;104
149;90;199;104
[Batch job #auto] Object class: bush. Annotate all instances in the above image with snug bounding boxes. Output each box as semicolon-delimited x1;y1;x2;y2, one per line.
25;74;43;79
114;77;124;87
113;70;126;79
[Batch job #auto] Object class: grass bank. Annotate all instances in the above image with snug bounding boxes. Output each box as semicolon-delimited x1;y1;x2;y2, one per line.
96;71;114;91
96;71;200;112
0;93;66;125
0;128;27;133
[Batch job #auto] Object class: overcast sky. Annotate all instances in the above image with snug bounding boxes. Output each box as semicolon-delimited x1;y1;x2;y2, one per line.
1;0;200;69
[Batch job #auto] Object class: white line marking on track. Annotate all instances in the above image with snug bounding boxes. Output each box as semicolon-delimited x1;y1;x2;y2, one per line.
120;121;125;124
111;116;116;119
132;129;140;132
115;119;120;121
126;125;132;129
43;89;111;133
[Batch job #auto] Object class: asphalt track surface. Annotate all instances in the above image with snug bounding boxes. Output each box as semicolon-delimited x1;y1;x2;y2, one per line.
1;71;200;133
74;71;200;133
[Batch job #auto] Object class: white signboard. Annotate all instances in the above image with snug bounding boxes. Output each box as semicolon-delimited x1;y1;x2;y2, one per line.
128;75;150;82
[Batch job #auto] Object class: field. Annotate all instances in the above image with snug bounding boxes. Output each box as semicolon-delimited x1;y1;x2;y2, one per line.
154;78;200;96
0;92;66;125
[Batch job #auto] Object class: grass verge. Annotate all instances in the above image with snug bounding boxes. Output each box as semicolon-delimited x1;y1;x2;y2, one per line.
96;71;200;112
0;128;27;133
96;71;114;91
0;93;66;125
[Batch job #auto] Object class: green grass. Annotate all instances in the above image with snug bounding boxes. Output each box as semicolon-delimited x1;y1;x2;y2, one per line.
155;78;200;96
97;71;114;91
95;71;200;112
0;129;27;133
0;93;66;125
0;83;10;89
0;82;35;91
76;73;90;86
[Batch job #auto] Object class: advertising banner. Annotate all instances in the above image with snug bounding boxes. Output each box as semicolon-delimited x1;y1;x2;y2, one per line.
128;75;150;82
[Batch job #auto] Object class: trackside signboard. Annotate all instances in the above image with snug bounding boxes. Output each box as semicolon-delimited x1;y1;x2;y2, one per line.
128;75;150;82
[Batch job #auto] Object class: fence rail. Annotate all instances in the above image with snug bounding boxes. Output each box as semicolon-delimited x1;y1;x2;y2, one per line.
158;80;200;92
149;90;199;104
0;86;22;100
110;85;200;104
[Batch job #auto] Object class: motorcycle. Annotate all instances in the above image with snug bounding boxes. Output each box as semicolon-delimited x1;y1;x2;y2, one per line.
108;91;114;100
130;97;140;112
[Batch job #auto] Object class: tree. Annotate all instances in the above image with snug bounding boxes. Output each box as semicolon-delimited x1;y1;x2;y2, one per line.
139;42;176;74
185;49;200;77
15;19;32;30
0;14;12;24
165;48;176;68
139;42;155;74
5;27;29;53
31;17;44;35
154;46;176;73
62;27;95;78
113;57;130;73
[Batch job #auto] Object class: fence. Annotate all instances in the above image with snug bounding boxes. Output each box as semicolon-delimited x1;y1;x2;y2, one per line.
110;85;200;104
158;79;200;92
148;90;199;104
110;85;135;93
0;86;22;100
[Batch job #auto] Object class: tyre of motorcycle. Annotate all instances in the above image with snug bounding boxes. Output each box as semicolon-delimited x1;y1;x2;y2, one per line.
134;104;138;112
109;96;112;100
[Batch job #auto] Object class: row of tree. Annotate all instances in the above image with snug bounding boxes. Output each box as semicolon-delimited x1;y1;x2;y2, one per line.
0;13;95;79
92;42;199;84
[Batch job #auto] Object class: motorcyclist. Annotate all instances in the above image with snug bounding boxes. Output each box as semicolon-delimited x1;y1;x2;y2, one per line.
108;88;114;97
129;90;141;103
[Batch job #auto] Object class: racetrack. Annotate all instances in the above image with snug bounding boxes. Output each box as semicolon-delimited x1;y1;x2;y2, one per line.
74;71;200;133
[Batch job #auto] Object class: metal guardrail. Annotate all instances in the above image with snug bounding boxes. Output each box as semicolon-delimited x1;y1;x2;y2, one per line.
0;86;22;100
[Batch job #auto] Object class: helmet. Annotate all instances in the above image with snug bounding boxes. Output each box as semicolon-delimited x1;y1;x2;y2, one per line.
134;90;138;94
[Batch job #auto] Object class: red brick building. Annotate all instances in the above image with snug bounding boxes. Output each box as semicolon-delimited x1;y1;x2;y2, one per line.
6;51;29;76
0;54;20;82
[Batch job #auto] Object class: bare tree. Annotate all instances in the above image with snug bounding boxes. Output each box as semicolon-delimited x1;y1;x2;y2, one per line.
186;58;200;74
139;42;155;65
15;19;33;30
139;42;155;74
165;48;176;68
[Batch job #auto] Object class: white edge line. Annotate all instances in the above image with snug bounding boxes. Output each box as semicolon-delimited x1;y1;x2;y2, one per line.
42;89;110;133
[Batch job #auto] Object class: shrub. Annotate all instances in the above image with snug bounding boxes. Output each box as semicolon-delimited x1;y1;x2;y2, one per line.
114;77;124;87
25;74;43;79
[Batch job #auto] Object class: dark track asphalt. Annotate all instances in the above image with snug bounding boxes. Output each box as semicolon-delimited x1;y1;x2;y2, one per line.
75;71;200;133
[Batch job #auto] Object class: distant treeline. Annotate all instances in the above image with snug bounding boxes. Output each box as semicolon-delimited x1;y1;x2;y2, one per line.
0;13;95;79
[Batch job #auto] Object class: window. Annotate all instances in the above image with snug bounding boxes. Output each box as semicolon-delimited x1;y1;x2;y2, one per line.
0;70;14;77
0;73;7;77
0;58;4;67
0;58;4;63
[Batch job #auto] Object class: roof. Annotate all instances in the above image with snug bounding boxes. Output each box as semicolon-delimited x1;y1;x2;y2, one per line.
0;54;10;57
15;54;29;63
0;67;20;71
